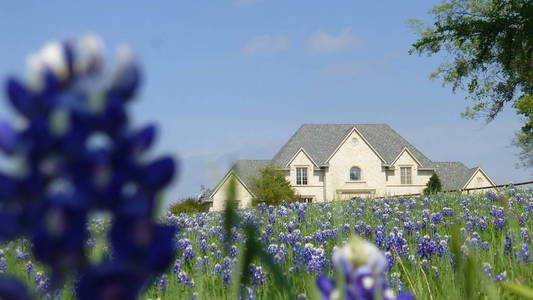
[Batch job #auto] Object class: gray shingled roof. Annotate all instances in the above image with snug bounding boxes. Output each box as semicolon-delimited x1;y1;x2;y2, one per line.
433;162;478;191
231;160;272;191
271;124;434;167
216;124;484;195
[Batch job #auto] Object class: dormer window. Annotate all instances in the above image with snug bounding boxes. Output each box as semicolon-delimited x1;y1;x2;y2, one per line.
296;167;308;185
350;167;361;181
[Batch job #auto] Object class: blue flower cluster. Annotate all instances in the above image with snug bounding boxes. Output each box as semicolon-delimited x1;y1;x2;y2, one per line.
317;236;414;300
0;36;176;299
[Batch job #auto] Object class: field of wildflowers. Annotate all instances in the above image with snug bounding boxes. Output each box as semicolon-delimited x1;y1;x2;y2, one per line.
0;36;532;300
2;186;531;299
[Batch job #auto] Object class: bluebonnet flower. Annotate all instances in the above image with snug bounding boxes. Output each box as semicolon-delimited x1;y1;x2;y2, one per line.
199;239;208;253
86;238;96;250
218;257;234;286
515;243;532;265
230;245;238;259
250;264;265;287
442;207;453;218
504;231;513;256
177;271;195;287
486;191;499;202
431;213;442;225
482;262;493;278
0;274;32;300
15;248;30;261
183;245;195;262
0;36;177;299
494;272;507;282
24;261;34;275
0;257;6;273
416;235;437;259
173;259;183;275
158;274;167;292
316;236;414;300
297;205;307;222
520;227;530;244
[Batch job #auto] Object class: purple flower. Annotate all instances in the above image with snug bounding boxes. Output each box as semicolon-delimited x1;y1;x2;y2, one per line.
515;243;532;265
183;245;195;262
317;236;414;300
416;235;437;259
504;231;513;256
0;36;177;299
250;264;265;287
0;274;32;300
230;245;238;259
177;271;195;287
158;274;167;292
0;258;6;273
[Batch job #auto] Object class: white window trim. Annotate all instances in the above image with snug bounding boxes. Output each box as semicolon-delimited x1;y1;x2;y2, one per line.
400;166;413;185
295;166;308;185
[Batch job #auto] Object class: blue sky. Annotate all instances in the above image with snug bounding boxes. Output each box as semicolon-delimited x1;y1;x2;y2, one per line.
0;1;530;208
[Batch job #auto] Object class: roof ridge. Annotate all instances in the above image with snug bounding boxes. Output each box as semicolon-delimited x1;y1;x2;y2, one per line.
271;124;306;163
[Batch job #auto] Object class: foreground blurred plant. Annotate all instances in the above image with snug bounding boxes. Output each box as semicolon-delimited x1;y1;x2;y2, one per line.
0;36;176;299
316;236;414;300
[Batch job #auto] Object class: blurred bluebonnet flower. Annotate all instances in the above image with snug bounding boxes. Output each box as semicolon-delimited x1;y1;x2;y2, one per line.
0;35;177;299
0;257;6;273
515;243;532;265
442;207;453;218
24;261;34;275
250;264;265;287
158;274;167;292
520;227;530;244
230;245;238;259
173;259;183;275
494;272;507;282
177;271;195;287
15;248;30;261
316;236;414;300
183;245;195;262
0;274;32;300
504;231;513;256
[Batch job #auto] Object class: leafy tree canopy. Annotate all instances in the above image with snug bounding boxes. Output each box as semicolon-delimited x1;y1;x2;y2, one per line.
169;197;210;215
409;0;533;167
249;165;295;206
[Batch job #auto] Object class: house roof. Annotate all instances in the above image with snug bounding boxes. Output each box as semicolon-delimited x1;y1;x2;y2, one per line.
230;160;272;191
433;161;478;191
271;124;434;167
212;124;490;197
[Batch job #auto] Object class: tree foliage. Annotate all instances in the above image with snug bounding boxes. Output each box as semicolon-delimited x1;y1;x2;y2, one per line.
169;198;210;215
249;165;295;206
409;0;533;166
424;173;443;195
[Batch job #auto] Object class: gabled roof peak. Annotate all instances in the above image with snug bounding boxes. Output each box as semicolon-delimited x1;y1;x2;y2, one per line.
271;124;433;168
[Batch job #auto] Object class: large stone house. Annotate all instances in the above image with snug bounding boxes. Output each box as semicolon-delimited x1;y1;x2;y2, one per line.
208;124;495;210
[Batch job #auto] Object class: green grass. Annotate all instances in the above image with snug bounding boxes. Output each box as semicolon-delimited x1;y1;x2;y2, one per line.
2;187;533;299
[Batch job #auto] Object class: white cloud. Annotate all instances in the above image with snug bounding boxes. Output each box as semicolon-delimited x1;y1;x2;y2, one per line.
243;34;291;56
308;29;362;54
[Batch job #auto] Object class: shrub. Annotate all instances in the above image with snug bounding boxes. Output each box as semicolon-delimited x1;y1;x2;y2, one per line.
424;173;442;195
249;165;295;206
169;198;210;214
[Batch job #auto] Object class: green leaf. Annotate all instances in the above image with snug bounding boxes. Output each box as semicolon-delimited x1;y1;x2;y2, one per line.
501;282;533;300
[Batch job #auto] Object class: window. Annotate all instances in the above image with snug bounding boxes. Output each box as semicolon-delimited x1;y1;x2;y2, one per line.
350;167;361;181
298;197;313;203
400;167;412;184
296;167;308;185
